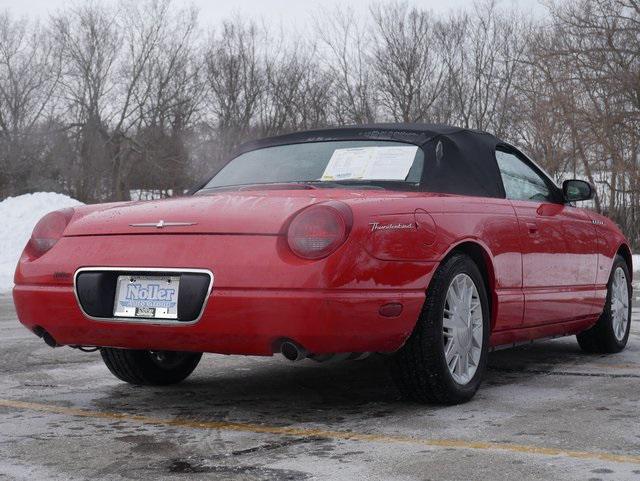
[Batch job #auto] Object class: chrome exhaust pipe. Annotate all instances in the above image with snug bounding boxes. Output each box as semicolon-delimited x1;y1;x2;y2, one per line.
280;340;307;361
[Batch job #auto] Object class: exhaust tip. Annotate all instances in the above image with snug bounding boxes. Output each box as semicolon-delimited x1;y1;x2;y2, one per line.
42;331;59;348
32;326;59;348
280;340;307;361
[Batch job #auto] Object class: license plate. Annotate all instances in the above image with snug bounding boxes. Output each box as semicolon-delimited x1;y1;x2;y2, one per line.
114;275;180;319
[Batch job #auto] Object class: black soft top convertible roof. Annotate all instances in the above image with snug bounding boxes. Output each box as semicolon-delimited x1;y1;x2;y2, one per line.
233;124;507;198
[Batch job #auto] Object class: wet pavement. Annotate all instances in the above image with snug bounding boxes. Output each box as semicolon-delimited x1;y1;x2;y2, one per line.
0;282;639;481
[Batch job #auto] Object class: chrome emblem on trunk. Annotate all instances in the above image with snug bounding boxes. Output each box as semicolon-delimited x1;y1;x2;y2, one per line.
129;220;197;228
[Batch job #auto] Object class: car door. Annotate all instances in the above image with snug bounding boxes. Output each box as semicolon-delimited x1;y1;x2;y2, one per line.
495;147;599;327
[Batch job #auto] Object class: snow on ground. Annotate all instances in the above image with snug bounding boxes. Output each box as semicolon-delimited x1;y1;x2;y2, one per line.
0;193;83;292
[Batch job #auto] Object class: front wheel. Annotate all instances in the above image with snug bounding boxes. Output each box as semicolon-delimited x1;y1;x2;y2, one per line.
390;253;490;405
577;255;632;354
100;348;202;385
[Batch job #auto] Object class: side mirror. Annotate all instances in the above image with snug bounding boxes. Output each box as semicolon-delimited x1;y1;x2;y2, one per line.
563;179;594;202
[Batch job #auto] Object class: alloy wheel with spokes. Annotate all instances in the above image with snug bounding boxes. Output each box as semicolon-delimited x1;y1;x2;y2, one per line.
390;252;490;404
577;255;631;354
611;267;630;342
443;274;484;385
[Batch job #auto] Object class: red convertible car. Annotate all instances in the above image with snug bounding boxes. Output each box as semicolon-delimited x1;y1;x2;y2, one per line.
13;124;633;404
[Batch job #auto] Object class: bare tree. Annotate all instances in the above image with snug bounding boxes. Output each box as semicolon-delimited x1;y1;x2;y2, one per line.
370;2;444;123
532;0;640;243
438;0;530;137
314;8;377;124
50;2;121;201
261;38;333;134
202;18;265;168
116;0;202;199
0;0;638;247
0;12;61;195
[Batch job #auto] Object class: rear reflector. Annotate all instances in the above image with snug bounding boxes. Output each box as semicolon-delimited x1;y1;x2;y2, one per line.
379;303;403;318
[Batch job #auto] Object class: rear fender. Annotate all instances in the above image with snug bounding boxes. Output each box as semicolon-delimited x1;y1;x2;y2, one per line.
435;239;498;331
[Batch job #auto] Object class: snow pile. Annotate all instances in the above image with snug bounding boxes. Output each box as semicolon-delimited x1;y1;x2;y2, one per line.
634;254;639;274
0;193;83;292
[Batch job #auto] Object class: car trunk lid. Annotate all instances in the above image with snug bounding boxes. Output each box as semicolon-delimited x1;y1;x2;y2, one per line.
64;192;325;236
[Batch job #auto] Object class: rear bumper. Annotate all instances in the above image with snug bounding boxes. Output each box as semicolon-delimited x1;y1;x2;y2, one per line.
13;284;425;355
13;234;434;354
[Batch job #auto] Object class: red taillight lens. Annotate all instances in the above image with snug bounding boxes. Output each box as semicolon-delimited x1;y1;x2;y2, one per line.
287;203;352;260
27;208;75;258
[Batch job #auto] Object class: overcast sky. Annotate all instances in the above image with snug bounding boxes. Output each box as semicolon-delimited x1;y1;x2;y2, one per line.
0;0;548;26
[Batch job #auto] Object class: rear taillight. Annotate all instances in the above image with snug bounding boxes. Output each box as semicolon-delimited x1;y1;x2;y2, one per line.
27;208;75;259
287;202;352;260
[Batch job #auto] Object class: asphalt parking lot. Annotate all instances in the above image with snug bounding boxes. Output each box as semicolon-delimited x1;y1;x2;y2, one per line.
1;283;639;481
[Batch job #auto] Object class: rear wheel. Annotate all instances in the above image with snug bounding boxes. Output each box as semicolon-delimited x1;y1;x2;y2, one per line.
100;348;202;385
577;255;632;354
390;253;490;404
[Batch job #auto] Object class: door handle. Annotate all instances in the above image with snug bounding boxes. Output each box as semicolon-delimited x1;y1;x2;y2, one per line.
526;222;539;234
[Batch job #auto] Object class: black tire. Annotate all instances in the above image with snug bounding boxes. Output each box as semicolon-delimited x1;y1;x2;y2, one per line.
390;253;491;405
577;255;632;354
100;348;202;385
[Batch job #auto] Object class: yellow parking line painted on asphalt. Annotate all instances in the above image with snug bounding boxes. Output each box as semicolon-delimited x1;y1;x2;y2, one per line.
1;398;639;465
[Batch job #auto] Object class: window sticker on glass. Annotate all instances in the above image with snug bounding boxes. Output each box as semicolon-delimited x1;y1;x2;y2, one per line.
321;146;418;181
321;148;371;180
363;146;418;180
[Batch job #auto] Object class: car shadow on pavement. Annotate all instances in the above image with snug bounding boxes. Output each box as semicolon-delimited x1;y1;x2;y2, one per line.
96;354;404;423
91;336;614;422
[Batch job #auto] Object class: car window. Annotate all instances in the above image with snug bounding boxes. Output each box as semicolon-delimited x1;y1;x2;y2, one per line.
496;150;552;202
199;140;425;192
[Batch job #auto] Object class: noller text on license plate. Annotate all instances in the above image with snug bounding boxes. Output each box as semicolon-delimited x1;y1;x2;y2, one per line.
113;275;180;319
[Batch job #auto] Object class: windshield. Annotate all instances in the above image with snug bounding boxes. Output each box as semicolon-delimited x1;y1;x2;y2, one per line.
199;140;425;192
